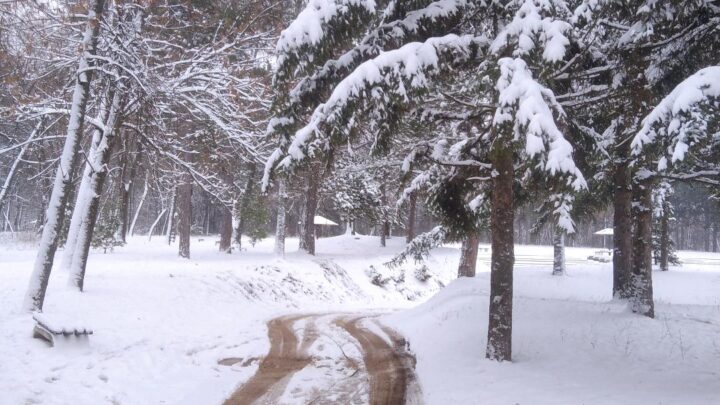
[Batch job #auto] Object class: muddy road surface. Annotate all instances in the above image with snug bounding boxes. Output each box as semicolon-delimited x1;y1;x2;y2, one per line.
221;313;421;405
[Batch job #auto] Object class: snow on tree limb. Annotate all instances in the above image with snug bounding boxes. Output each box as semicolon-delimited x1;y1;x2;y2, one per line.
288;0;470;104
632;66;720;170
275;0;377;80
494;57;587;193
263;34;485;189
491;0;572;63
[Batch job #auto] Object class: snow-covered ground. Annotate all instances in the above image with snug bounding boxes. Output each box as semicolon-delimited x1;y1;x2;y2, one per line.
1;234;718;404
0;234;451;405
386;249;720;405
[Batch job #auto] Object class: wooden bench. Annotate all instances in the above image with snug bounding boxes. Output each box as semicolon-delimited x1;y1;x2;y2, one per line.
32;313;93;347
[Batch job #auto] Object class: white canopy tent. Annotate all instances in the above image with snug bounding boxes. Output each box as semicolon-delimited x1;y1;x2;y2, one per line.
313;215;339;226
594;228;613;249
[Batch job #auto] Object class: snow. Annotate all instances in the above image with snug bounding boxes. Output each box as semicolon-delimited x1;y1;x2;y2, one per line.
2;234;720;404
0;234;451;404
272;34;483;173
276;0;377;63
385;247;720;405
490;0;571;62
632;65;720;167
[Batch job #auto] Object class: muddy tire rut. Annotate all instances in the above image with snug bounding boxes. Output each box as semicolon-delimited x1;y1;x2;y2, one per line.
222;313;421;405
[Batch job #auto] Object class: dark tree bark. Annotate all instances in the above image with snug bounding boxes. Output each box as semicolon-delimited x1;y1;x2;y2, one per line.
630;178;655;318
486;145;514;362
552;228;565;276
458;230;479;277
117;139;139;243
177;174;192;259
235;163;257;250
219;207;233;253
299;165;320;255
713;224;718;253
406;191;417;243
612;147;633;299
659;204;670;272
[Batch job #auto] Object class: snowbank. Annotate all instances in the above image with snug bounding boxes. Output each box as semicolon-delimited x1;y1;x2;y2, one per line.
385;261;720;405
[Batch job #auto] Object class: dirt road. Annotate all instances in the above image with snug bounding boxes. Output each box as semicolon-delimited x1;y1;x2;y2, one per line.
222;313;421;405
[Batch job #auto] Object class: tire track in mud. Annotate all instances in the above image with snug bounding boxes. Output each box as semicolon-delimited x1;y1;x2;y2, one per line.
222;313;421;405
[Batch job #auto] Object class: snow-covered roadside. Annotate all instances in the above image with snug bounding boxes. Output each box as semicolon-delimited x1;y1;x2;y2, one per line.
385;261;720;405
0;234;451;405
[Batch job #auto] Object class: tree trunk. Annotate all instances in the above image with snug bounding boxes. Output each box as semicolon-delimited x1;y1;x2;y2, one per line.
713;224;718;253
458;230;479;277
128;171;148;237
274;180;287;256
612;151;633;299
24;0;105;312
235;164;257;250
299;165;320;255
486;145;514;362
61;92;113;273
117;140;139;243
68;97;123;291
630;178;655;318
166;188;176;245
147;209;167;241
659;204;670;272
406;191;417;243
177;174;192;259
552;228;565;276
219;207;233;253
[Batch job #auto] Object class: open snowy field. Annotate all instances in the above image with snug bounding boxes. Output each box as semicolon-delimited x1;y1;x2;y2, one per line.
1;235;719;404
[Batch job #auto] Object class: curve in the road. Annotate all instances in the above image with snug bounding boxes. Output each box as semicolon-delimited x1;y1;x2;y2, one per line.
223;313;420;405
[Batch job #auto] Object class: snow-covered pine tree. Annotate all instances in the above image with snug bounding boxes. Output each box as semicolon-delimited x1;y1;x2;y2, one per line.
264;0;588;362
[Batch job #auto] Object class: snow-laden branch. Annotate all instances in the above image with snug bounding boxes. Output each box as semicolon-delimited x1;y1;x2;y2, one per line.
263;34;486;190
494;57;587;192
632;66;720;171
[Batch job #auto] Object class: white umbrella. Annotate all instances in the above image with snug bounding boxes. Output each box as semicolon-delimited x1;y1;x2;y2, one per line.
314;215;339;226
594;228;613;249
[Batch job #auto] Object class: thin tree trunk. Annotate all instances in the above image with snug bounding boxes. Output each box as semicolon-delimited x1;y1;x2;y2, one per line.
0;120;43;216
380;183;387;247
630;178;655;318
166;188;176;245
219;207;233;253
177;173;192;259
612;150;633;299
235;164;257;250
274;180;287;256
659;204;670;272
68;93;123;291
299;165;320;255
129;171;148;237
147;209;167;241
406;191;417;243
486;145;514;362
713;224;718;253
458;230;479;278
552;228;565;276
117;140;139;243
24;0;105;312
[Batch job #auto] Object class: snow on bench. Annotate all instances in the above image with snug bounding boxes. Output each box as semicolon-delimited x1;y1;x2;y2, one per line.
32;312;93;347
